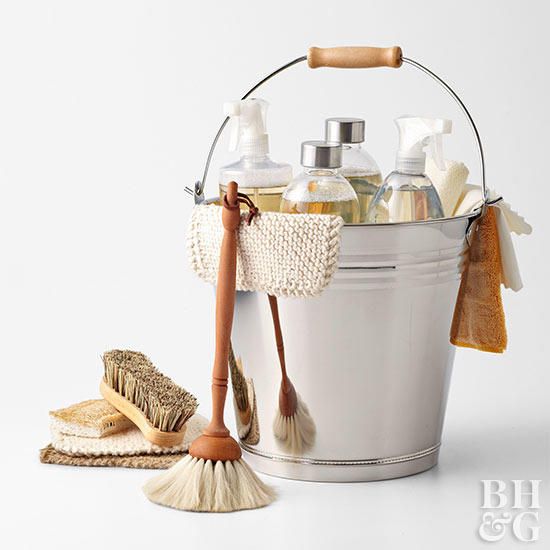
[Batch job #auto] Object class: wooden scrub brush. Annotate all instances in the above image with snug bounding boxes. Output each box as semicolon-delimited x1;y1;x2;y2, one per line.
143;182;275;512
268;294;316;455
100;350;198;447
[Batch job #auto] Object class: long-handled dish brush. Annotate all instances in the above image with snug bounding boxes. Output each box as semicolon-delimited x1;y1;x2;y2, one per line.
143;182;275;512
100;350;198;447
268;294;316;455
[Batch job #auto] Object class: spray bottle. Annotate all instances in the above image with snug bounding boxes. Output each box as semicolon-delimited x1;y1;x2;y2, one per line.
219;98;292;212
366;116;451;223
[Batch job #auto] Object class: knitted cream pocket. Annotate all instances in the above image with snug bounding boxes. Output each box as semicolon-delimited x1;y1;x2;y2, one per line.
187;205;344;297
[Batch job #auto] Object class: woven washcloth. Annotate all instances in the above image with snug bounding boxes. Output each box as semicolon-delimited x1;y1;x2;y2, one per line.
187;204;344;297
40;445;182;469
50;413;208;457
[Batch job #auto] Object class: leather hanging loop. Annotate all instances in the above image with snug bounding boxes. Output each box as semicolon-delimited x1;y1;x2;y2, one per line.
236;192;260;225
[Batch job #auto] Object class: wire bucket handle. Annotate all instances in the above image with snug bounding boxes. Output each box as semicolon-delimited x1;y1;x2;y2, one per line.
186;45;493;210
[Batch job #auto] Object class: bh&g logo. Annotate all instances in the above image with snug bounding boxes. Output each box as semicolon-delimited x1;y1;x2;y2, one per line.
479;480;541;543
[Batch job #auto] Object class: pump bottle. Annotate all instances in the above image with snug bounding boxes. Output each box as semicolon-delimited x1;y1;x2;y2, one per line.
366;116;450;223
219;98;292;212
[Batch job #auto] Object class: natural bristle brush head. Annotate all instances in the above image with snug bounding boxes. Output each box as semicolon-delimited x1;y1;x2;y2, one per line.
145;378;274;512
143;454;276;512
101;350;198;447
273;381;316;456
144;406;275;512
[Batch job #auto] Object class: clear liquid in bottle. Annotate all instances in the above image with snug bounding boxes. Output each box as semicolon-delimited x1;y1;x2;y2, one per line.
366;171;444;223
325;119;382;223
343;171;383;221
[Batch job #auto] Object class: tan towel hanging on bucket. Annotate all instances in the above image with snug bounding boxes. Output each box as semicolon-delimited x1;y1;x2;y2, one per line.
451;206;507;353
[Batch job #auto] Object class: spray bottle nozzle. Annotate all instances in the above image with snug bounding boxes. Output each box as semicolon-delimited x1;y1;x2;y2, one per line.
395;116;452;174
223;98;270;155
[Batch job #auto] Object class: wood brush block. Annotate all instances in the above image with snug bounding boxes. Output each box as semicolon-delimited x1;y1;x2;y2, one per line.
101;350;198;447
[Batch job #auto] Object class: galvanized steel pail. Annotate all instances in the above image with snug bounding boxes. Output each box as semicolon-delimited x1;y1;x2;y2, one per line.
187;46;491;481
231;213;478;481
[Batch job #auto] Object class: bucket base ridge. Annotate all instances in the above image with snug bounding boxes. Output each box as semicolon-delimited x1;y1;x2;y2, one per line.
242;443;441;482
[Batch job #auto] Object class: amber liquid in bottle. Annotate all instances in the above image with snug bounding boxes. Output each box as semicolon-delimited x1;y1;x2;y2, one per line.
280;179;360;223
219;184;285;212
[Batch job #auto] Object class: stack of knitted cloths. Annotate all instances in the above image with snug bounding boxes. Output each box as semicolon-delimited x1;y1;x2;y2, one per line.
40;399;208;469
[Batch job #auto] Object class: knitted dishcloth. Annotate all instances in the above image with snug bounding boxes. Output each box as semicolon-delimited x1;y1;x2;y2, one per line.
187;205;343;297
50;413;208;457
40;445;182;469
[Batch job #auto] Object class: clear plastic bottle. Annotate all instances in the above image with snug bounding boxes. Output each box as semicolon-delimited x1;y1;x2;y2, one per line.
219;98;292;212
366;117;450;223
280;141;360;223
325;118;382;222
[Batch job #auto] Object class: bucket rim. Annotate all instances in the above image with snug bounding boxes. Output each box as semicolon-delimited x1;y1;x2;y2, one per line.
343;206;483;229
200;197;505;230
200;198;486;228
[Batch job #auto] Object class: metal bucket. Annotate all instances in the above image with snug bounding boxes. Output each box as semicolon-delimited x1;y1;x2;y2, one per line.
186;46;493;481
231;213;478;481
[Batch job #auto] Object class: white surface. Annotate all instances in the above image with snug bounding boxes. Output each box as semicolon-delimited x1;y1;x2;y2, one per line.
0;1;548;548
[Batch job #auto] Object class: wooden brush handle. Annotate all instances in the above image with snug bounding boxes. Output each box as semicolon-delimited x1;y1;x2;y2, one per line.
100;380;186;447
268;294;298;417
268;295;289;388
308;46;402;69
204;181;241;438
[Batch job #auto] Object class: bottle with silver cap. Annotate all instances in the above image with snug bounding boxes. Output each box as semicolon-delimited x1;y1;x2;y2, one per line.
325;118;382;222
280;141;359;223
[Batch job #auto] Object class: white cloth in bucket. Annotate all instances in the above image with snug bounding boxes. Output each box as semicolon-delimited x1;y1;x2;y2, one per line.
187;204;344;297
454;185;532;292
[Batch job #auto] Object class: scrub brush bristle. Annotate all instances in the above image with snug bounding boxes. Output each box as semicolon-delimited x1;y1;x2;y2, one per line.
101;350;198;447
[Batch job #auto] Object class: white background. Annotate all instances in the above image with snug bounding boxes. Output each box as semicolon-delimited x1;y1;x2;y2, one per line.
1;1;548;548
